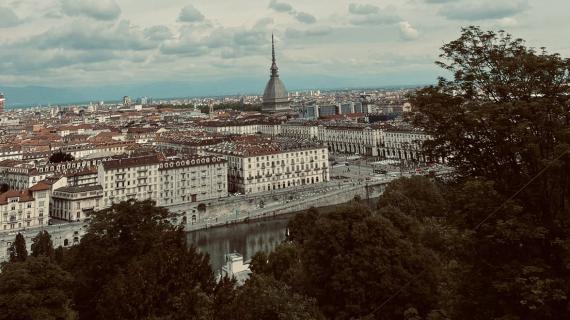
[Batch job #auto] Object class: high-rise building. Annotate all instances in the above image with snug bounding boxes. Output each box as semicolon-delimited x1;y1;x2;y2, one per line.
122;96;131;107
262;35;290;113
0;93;5;113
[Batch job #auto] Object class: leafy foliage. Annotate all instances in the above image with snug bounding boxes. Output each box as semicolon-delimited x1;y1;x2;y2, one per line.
412;26;570;319
225;275;324;320
9;233;28;262
49;151;75;163
0;257;75;320
69;200;215;320
31;230;54;259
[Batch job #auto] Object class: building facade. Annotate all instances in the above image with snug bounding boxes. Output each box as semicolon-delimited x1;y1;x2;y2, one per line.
0;184;50;231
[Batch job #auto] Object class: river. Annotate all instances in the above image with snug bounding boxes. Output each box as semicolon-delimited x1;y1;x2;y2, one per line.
186;213;295;272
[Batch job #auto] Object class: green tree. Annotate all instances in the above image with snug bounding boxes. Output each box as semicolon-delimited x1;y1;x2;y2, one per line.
69;200;215;320
412;26;570;319
228;275;324;320
9;233;28;262
212;276;238;320
378;176;447;219
287;207;320;244
250;242;301;285
295;204;442;319
0;183;8;193
49;151;75;163
0;257;75;320
31;230;54;259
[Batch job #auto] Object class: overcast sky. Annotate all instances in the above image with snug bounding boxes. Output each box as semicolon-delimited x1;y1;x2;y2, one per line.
1;0;569;101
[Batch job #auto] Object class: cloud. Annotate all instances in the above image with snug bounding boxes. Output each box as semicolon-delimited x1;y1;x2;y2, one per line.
348;3;380;15
285;27;332;38
60;0;121;21
295;12;317;24
348;3;401;26
161;23;271;59
268;0;317;24
440;0;528;21
424;0;455;3
399;21;419;40
495;17;518;27
144;25;174;41
178;5;205;23
268;0;293;13
253;17;274;29
25;20;157;51
0;6;22;28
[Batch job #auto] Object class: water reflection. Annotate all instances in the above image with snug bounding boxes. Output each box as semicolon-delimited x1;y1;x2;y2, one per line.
187;214;294;272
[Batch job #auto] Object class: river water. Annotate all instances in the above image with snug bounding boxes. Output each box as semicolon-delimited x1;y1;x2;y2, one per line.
186;213;294;272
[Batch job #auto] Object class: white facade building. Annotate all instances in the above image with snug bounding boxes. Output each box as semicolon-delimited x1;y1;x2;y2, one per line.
207;139;330;194
0;184;50;232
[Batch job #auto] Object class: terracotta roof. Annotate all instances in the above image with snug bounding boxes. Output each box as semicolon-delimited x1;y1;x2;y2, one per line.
29;182;51;192
0;189;34;205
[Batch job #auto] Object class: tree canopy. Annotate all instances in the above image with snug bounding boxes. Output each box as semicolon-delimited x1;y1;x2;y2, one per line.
68;200;215;320
9;233;28;262
411;26;570;320
49;151;75;163
31;230;54;259
0;257;75;320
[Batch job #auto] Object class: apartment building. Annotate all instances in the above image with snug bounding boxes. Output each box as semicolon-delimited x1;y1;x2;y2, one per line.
207;138;329;194
0;183;50;231
382;130;431;162
51;185;103;221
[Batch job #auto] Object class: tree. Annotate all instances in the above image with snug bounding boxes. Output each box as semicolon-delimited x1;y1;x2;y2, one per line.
250;242;302;285
287;207;320;244
0;183;8;193
378;176;447;219
212;276;238;320
69;200;215;320
31;230;54;259
49;150;75;163
9;233;28;262
227;275;324;320
293;204;442;319
411;26;570;319
0;257;75;320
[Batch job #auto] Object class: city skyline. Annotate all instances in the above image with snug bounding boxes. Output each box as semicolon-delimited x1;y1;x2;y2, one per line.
1;0;569;105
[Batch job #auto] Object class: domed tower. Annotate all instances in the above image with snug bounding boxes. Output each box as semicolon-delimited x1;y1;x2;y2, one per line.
262;34;290;113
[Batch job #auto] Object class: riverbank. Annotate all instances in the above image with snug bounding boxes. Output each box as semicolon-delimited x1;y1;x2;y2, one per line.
184;180;388;232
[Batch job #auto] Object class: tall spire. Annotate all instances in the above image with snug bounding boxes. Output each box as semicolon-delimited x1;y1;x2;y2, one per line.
270;33;279;77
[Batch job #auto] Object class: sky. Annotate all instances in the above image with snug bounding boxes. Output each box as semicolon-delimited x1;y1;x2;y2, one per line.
1;0;569;105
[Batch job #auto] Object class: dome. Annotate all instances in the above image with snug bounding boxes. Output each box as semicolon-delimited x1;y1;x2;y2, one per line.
263;77;288;103
261;34;290;113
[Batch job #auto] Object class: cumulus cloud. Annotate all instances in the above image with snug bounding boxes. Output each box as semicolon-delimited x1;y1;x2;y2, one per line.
440;0;528;21
348;3;401;26
144;25;174;41
60;0;121;21
178;5;205;23
295;12;317;24
285;26;332;38
268;0;317;24
25;20;157;51
348;3;380;15
0;6;22;28
495;17;518;27
161;24;272;60
424;0;455;3
268;0;293;13
399;21;419;40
